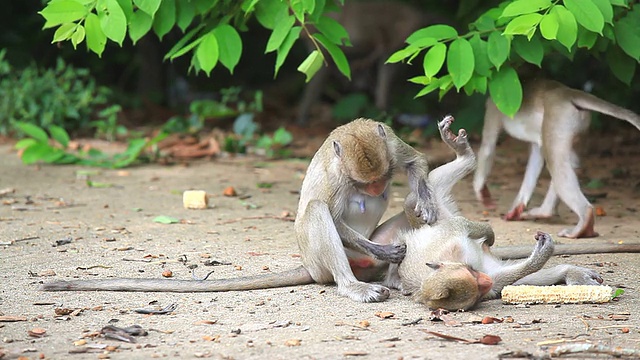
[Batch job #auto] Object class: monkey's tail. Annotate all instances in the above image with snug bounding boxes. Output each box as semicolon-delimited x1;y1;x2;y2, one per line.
493;243;640;260
570;90;640;131
40;266;315;292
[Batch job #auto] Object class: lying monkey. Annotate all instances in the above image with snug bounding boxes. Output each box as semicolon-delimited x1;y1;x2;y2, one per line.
43;117;441;302
371;117;616;311
42;117;640;308
473;79;640;238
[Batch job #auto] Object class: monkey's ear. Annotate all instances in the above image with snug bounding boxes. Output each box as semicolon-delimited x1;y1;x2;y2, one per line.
426;262;441;270
377;124;386;138
333;140;342;157
431;288;450;300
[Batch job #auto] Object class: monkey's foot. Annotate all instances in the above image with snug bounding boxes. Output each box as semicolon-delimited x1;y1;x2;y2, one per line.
564;265;604;285
504;203;526;220
338;282;390;302
521;206;554;219
478;185;497;210
438;115;471;154
558;207;599;238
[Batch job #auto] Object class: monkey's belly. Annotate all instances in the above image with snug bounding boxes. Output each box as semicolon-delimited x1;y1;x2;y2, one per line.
342;192;388;237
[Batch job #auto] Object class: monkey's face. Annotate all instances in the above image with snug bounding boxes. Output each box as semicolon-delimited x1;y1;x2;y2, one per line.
418;263;493;311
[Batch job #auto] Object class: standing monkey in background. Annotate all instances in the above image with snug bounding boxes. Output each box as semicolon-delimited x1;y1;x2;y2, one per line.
473;79;640;238
297;2;443;124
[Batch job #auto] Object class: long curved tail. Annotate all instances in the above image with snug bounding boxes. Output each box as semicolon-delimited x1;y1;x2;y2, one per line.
40;266;314;292
570;90;640;131
493;243;640;260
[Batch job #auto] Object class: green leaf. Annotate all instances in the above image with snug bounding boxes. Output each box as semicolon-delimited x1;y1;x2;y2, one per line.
20;143;57;165
501;0;551;18
540;11;559;40
116;0;133;20
71;25;85;48
487;32;510;70
48;125;70;147
423;43;446;78
290;0;304;22
255;0;289;29
315;16;350;46
86;180;114;188
408;76;429;85
387;46;420;64
134;0;161;17
469;35;492;77
488;66;522;117
85;13;107;56
591;0;613;24
446;38;474;90
564;0;604;34
314;33;351;80
98;0;127;46
14;139;38;150
610;0;628;6
153;215;180;224
297;50;324;82
406;25;458;44
512;35;543;66
129;10;153;44
415;77;442;98
274;26;302;77
585;178;605;189
273;127;293;145
614;15;640;61
213;24;242;74
52;23;77;42
612;288;624;299
607;46;636;85
503;13;542;37
15;123;49;143
265;13;295;53
39;0;88;29
176;0;195;32
552;5;577;50
577;27;597;48
164;25;204;60
152;0;176;40
196;32;219;76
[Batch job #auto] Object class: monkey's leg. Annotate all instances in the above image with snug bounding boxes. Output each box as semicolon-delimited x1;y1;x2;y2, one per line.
505;143;545;220
296;66;330;125
521;182;559;219
299;200;391;302
473;101;504;209
547;153;598;238
374;60;396;111
486;231;554;298
513;264;603;286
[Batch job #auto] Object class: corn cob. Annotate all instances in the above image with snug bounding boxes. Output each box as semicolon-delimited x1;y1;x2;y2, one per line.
501;285;613;305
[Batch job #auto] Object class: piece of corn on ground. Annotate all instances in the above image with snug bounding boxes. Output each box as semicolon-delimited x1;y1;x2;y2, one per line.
501;285;613;305
183;190;209;209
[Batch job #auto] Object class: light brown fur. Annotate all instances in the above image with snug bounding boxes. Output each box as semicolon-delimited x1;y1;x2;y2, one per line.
473;79;640;238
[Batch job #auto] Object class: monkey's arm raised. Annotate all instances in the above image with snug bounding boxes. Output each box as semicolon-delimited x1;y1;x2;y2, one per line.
493;243;640;260
41;266;314;292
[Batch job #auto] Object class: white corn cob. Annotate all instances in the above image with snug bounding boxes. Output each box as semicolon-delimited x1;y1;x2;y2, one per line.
501;285;613;305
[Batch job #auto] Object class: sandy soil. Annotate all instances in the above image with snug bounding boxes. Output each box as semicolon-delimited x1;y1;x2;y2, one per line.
1;131;639;360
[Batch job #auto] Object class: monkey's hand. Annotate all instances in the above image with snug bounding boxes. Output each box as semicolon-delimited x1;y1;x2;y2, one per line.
338;221;407;263
368;243;406;263
412;179;439;225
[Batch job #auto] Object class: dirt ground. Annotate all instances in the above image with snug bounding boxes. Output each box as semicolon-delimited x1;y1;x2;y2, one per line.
1;128;640;360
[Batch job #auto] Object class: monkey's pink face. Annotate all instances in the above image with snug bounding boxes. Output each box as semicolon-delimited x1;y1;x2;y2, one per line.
360;178;388;197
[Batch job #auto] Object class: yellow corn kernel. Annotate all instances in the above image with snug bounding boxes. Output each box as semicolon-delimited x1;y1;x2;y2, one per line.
501;285;613;305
